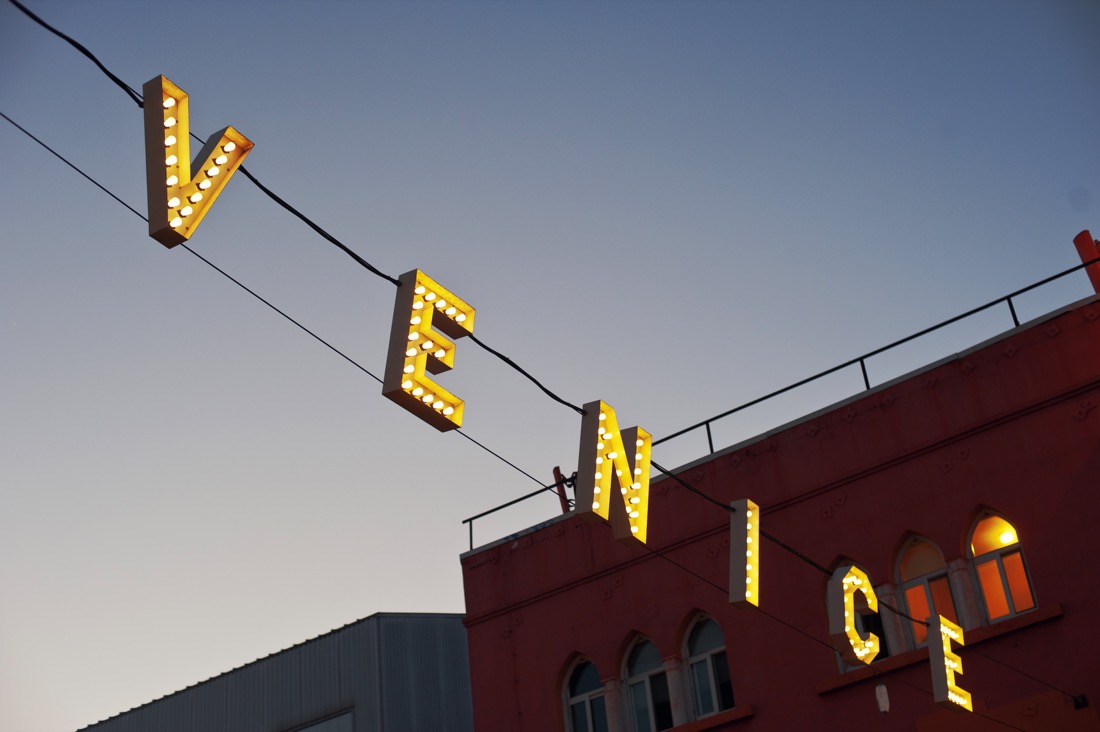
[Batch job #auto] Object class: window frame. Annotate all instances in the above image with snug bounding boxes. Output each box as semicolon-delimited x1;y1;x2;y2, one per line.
565;660;609;732
968;514;1036;624
895;537;959;648
623;639;673;732
685;618;734;719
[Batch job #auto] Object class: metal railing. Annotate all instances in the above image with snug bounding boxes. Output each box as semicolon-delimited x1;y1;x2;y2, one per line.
462;256;1100;550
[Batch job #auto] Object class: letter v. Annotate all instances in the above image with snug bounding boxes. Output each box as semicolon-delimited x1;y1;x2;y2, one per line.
143;75;253;248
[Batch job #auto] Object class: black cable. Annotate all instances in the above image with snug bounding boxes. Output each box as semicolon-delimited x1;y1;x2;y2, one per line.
7;0;144;107
0;110;566;504
7;0;582;415
180;244;384;384
467;333;586;415
6;10;1080;706
235;165;401;286
0;111;146;220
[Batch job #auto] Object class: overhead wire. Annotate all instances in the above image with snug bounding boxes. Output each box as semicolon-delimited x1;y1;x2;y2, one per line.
4;2;1081;708
0;109;563;499
8;0;584;415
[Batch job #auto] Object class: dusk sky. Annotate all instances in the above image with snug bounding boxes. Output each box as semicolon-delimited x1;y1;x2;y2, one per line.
1;1;1098;730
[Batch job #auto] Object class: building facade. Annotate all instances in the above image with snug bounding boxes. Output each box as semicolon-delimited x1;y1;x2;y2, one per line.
80;613;475;732
461;258;1100;730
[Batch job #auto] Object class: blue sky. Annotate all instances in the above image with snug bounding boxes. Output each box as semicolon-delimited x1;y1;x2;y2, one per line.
1;1;1097;729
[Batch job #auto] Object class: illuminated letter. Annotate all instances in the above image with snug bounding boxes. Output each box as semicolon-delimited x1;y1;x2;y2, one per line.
575;400;652;544
827;565;880;664
382;269;475;431
929;615;973;712
143;75;253;248
729;498;760;606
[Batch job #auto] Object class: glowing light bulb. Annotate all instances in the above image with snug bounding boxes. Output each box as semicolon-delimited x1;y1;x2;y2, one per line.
222;141;236;152
206;166;220;177
215;155;228;165
164;135;176;146
164;117;176;128
180;206;193;217
999;530;1017;545
424;292;437;302
403;365;415;374
412;387;424;396
412;301;424;310
408;333;420;341
166;175;179;186
169;217;183;228
198;179;212;190
162;97;176;109
445;306;456;316
442;407;454;415
434;349;445;358
167;197;181;208
405;348;417;357
456;313;466;322
401;380;413;389
414;286;426;295
189;193;203;204
432;401;444;410
422;394;434;403
410;316;422;325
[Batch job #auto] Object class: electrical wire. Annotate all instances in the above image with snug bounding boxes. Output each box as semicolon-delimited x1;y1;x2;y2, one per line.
6;0;584;416
0;109;569;505
5;4;1083;708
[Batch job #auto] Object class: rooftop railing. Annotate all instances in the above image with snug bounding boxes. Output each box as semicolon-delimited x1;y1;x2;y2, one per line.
462;255;1100;551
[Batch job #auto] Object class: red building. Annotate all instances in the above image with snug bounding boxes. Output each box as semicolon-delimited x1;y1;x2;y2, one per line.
461;234;1100;731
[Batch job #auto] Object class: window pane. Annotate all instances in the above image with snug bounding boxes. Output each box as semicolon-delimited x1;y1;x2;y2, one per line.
570;702;590;732
714;650;735;710
900;541;945;581
929;576;958;624
570;662;601;695
1003;551;1035;612
688;619;723;654
651;672;673;731
691;660;714;716
628;642;662;675
904;584;932;644
591;696;609;732
630;681;652;732
977;559;1011;619
971;516;1019;555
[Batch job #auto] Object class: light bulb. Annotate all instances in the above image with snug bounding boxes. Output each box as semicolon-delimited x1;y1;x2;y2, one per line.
189;193;203;204
164;155;178;166
164;135;176;146
180;206;193;216
164;117;176;128
166;175;179;186
167;197;180;208
198;180;212;190
169;217;183;228
223;141;236;152
215;155;228;165
162;97;176;109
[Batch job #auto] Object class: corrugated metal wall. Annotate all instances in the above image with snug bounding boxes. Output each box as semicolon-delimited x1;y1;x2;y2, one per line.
79;613;474;732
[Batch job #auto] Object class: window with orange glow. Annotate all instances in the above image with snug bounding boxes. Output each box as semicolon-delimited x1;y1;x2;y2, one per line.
896;538;958;646
969;515;1035;622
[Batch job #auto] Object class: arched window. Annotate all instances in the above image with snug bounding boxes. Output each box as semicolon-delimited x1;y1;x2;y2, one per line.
566;660;609;732
969;514;1035;622
896;538;958;645
624;640;673;732
686;618;734;718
